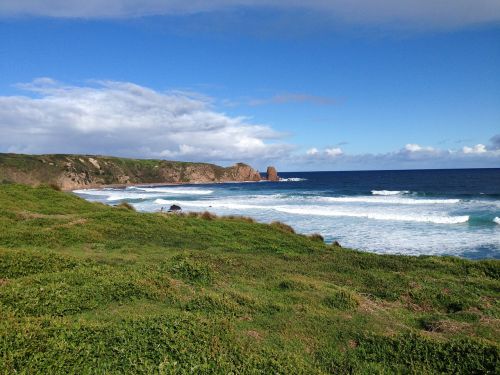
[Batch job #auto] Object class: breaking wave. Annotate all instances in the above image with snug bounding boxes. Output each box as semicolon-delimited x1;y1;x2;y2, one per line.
371;190;410;196
274;206;469;224
279;177;307;182
494;217;500;225
130;187;213;195
73;186;213;201
317;196;460;205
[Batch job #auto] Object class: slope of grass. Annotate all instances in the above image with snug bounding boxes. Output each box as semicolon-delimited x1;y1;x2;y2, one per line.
0;184;499;374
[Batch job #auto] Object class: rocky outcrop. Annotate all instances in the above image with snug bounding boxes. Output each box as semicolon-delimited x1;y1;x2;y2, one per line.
266;166;279;181
168;205;182;212
0;153;262;190
224;163;262;182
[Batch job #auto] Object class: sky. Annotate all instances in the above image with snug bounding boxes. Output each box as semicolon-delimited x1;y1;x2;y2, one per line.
0;1;499;171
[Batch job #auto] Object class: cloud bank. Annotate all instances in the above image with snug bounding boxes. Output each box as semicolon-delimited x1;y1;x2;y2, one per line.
0;78;290;165
298;141;500;170
2;1;500;30
1;78;498;171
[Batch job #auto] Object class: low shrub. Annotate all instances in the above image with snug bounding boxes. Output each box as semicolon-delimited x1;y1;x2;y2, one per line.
355;332;499;374
270;221;295;234
116;202;135;211
171;258;213;285
200;211;217;220
323;289;359;311
224;215;255;223
308;233;324;242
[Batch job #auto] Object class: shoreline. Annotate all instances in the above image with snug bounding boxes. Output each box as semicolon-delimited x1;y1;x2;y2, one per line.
71;177;500;260
66;179;269;192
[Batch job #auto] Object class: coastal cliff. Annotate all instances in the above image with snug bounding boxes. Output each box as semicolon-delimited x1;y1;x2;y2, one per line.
0;153;262;190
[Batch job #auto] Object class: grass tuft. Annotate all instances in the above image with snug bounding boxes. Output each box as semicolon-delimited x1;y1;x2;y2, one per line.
200;211;217;220
308;233;324;242
116;201;135;211
323;289;359;311
270;221;295;234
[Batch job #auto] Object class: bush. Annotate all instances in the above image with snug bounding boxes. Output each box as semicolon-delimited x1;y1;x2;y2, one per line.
171;258;213;285
308;233;324;242
116;202;135;211
323;289;359;311
270;221;295;234
278;280;295;290
225;215;255;223
356;333;499;374
200;211;217;220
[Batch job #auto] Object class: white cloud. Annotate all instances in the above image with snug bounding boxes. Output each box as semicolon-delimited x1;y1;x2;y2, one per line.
462;144;487;154
0;78;291;165
292;141;500;171
404;143;435;153
304;147;343;158
325;147;343;157
1;79;499;171
1;1;500;30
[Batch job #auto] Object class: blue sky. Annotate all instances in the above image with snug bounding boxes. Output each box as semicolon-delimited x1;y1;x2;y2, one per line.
0;1;499;171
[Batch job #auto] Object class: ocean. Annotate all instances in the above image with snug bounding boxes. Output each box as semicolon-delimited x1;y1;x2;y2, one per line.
74;168;500;259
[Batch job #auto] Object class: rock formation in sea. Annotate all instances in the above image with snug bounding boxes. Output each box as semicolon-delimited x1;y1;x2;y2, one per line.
266;166;279;181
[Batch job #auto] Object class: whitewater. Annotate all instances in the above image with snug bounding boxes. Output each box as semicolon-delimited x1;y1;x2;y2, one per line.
74;169;500;259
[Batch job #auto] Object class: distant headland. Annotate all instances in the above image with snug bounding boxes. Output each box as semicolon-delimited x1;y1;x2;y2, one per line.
0;153;279;190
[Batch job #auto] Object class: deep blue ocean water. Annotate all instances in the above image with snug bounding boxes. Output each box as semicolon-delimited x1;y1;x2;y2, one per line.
74;168;500;259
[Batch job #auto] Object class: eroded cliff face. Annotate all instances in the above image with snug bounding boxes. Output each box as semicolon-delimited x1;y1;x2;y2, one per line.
0;154;262;190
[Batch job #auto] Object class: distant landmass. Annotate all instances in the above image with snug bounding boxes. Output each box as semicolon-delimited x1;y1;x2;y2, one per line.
0;153;277;190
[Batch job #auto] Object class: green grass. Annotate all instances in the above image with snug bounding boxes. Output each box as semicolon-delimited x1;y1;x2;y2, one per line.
0;184;499;374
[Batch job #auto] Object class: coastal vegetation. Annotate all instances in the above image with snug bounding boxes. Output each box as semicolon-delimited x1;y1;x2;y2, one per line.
0;183;499;373
0;153;262;190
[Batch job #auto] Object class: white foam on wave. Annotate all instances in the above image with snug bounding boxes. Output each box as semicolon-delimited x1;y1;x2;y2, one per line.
154;199;267;210
317;196;460;205
74;189;152;201
74;186;213;201
274;206;469;224
494;217;500;225
130;187;213;195
73;189;108;196
279;177;307;182
153;197;470;225
371;190;409;196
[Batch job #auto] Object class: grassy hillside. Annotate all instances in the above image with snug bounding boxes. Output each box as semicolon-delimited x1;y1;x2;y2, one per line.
0;183;499;374
0;153;261;190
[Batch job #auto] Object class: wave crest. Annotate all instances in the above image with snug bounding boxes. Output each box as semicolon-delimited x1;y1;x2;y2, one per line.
129;187;213;195
371;190;409;196
319;196;460;205
274;206;469;224
279;177;307;182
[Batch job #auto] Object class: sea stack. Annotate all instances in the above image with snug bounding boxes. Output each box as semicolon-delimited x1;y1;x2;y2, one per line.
266;166;279;181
